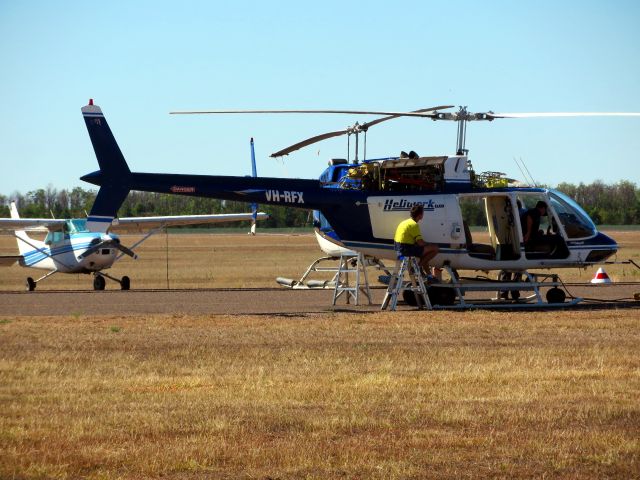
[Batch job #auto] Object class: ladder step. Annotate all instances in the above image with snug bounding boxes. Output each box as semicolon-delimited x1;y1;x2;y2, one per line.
381;256;432;311
332;252;372;306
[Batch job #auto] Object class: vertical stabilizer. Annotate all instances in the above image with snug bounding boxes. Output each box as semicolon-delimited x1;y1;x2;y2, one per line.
10;201;35;256
82;100;130;178
81;100;131;232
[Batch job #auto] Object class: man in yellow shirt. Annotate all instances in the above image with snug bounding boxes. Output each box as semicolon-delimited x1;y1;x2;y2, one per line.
394;204;439;272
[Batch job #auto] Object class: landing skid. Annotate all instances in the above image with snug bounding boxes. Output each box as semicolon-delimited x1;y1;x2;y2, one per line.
386;266;582;310
276;255;390;289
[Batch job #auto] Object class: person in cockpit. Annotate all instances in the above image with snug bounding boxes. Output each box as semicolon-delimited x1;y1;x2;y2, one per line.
520;200;563;256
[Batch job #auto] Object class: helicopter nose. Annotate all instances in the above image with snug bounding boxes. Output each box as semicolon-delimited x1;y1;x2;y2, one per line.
584;231;618;263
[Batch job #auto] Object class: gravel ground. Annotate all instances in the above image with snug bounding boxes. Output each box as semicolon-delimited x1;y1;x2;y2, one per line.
1;283;638;316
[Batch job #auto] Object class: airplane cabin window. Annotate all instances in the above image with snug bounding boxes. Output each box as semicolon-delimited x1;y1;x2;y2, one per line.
45;231;64;244
69;219;89;233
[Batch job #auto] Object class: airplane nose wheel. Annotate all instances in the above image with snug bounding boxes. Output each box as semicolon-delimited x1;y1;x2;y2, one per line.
26;277;36;291
121;276;130;291
93;275;106;291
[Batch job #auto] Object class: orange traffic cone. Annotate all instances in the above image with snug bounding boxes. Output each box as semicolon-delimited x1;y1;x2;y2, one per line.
590;267;612;284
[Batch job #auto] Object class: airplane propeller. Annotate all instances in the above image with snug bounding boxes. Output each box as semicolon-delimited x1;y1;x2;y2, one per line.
78;238;138;260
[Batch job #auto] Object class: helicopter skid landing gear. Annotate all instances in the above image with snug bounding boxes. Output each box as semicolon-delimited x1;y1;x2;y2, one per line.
425;266;581;309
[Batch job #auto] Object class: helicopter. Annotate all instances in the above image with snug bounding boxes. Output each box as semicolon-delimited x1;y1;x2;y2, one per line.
80;101;638;305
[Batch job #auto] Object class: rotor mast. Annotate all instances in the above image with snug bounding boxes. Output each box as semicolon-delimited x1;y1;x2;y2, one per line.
430;106;496;156
347;122;368;164
456;107;468;156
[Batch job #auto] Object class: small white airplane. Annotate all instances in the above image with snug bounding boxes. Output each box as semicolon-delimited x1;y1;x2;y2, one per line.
0;201;267;291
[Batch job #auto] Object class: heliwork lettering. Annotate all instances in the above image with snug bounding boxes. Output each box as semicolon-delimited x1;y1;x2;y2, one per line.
383;198;444;212
265;190;305;204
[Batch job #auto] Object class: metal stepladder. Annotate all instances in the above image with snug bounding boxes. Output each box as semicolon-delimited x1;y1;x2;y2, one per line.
381;256;432;311
332;252;372;305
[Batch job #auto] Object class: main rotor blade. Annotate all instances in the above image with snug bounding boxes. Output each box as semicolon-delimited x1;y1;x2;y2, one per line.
268;105;454;157
270;130;347;157
170;108;453;117
488;112;640;119
361;105;453;129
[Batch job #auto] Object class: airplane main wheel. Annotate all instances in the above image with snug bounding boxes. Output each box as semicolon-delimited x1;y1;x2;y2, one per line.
26;277;36;291
93;275;106;291
546;287;566;304
121;276;130;291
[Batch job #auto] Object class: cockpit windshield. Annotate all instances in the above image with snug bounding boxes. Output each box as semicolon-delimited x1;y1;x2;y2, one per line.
66;219;89;234
549;190;597;239
45;219;89;244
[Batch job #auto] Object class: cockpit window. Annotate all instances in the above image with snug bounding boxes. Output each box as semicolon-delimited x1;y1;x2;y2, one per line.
549;190;597;239
45;231;64;244
66;219;89;234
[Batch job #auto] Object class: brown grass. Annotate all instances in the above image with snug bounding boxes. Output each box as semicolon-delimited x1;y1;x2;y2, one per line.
1;310;639;479
1;230;639;478
0;228;638;291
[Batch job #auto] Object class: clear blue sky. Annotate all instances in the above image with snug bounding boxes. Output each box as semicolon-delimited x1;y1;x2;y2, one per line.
1;0;639;195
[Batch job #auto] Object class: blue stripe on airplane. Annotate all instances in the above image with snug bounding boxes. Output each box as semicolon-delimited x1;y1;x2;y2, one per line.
23;242;95;265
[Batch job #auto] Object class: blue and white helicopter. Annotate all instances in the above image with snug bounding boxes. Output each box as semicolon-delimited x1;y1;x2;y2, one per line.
80;101;638;305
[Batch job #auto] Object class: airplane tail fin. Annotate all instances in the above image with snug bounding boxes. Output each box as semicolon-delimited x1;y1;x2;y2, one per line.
10;201;34;256
81;100;131;232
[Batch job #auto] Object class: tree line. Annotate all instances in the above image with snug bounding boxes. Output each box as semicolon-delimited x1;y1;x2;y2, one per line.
0;187;310;228
1;180;639;226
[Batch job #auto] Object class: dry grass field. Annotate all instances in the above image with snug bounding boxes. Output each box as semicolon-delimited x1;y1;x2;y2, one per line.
0;228;638;291
1;311;639;479
0;230;639;479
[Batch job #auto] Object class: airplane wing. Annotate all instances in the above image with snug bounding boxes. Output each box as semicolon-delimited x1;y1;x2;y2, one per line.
0;255;22;266
0;218;66;231
109;212;269;232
